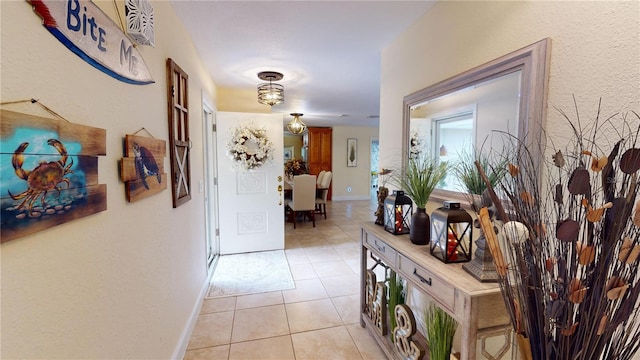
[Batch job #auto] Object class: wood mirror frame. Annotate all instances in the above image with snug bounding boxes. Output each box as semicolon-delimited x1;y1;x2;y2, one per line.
402;38;551;205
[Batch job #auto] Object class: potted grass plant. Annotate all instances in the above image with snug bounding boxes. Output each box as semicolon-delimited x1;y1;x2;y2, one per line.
453;147;508;282
387;270;405;342
392;153;447;245
453;147;508;212
424;303;458;360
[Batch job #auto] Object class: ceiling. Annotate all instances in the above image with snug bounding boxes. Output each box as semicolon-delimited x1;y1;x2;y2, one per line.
170;0;436;129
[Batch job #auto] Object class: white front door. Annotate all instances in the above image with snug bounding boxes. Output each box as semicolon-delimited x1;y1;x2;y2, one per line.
216;112;284;254
203;104;219;273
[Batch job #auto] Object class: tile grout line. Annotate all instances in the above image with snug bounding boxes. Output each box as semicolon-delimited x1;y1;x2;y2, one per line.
226;298;237;356
184;200;381;359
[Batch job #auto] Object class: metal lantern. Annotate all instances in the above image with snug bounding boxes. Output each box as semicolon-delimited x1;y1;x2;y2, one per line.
384;191;412;235
431;201;473;263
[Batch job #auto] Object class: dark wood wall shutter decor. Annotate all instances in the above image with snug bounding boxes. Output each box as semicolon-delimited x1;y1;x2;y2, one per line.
166;58;191;208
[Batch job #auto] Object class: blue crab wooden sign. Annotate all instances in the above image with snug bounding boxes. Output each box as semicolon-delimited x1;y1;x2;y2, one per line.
0;110;107;243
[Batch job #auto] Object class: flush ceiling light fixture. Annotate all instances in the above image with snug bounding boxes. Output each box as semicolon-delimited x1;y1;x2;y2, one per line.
257;71;284;106
287;113;307;134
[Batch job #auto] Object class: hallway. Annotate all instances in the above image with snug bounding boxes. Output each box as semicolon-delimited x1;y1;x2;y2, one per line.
184;200;387;360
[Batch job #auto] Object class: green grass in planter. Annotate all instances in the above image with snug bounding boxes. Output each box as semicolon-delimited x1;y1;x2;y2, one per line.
425;303;458;360
387;270;405;341
453;147;508;196
391;154;447;209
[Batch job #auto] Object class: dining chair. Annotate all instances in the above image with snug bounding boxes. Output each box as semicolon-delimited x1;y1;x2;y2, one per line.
314;171;326;204
283;180;293;200
316;170;326;187
286;174;317;229
315;171;332;219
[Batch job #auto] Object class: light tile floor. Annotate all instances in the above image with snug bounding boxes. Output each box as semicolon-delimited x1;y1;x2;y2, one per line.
184;199;388;360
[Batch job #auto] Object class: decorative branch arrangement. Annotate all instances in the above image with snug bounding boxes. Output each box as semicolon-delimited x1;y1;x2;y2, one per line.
479;101;640;360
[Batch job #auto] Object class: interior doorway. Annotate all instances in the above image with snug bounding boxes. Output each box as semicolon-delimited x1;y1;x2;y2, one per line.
215;112;284;254
203;102;220;276
370;137;379;200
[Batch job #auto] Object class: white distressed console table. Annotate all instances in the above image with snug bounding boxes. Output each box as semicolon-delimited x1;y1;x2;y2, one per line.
360;222;511;360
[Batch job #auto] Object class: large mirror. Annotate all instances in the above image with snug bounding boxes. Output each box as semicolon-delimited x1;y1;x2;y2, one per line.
403;38;551;204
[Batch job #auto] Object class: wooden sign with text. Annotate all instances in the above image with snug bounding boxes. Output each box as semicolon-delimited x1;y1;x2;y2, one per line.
27;0;154;85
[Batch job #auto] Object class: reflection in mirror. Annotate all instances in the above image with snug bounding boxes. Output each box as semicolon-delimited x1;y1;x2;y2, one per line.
283;133;305;162
403;38;550;205
409;71;522;192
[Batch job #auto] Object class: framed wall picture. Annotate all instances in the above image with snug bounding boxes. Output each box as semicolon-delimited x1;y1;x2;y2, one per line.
347;138;357;167
284;146;293;161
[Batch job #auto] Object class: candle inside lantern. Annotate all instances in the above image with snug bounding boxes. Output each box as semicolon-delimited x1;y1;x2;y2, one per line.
447;229;458;261
430;201;472;263
395;206;403;232
383;191;412;235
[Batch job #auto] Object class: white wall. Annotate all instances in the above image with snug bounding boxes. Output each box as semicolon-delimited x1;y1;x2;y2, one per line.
331;126;379;200
218;87;271;114
1;1;216;358
417;71;521;155
381;1;640;357
380;0;640;180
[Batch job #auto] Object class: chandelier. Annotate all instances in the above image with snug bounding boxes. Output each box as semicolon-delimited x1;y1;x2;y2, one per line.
287;113;307;134
257;71;284;106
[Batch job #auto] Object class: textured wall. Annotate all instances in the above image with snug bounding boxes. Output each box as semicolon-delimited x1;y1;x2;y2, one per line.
381;1;640;357
380;0;640;170
1;1;216;358
217;87;272;114
331;126;379;200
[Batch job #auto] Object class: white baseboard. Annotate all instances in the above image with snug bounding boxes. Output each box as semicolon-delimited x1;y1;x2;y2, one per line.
331;195;371;201
171;276;210;359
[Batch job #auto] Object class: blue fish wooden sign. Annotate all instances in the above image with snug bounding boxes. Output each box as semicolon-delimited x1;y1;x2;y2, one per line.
28;0;154;85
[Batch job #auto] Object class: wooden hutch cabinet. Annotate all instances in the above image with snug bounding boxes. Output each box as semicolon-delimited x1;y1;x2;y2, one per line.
305;127;332;199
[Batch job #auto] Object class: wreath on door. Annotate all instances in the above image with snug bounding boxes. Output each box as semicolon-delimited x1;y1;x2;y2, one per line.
227;123;274;170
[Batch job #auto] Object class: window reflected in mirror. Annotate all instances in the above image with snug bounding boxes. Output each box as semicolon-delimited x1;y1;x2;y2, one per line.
409;70;522;192
402;38;550;205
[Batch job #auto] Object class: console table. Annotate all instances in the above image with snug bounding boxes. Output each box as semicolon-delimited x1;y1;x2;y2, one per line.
360;222;511;360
